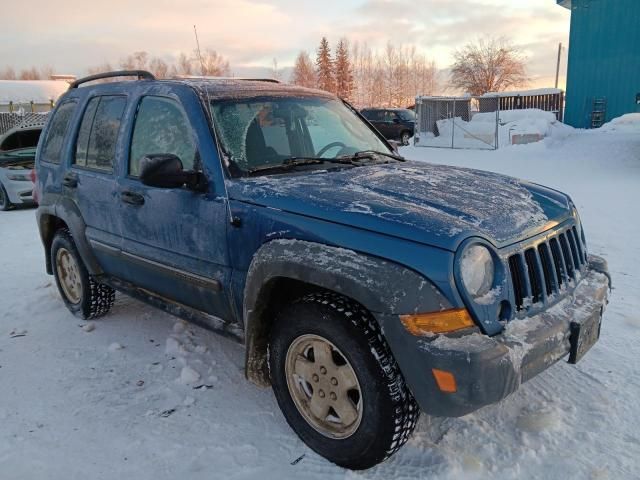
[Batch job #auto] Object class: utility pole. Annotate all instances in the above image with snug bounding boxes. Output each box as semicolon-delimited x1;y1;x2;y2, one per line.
193;25;205;76
555;42;563;89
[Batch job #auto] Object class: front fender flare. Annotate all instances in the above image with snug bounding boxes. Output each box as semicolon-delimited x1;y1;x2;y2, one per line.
243;239;452;386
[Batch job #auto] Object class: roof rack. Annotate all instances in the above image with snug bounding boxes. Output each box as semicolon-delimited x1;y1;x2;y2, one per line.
69;70;156;89
173;75;280;83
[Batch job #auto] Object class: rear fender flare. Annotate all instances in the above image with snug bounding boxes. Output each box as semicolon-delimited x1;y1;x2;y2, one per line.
37;197;103;276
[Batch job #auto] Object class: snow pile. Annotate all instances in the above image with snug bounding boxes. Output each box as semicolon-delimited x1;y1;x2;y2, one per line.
0;80;69;104
599;113;640;133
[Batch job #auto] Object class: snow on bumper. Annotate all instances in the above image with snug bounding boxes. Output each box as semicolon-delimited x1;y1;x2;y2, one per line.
378;255;610;418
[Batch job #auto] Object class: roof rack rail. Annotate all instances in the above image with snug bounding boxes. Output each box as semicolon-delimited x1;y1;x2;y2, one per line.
173;75;280;83
69;70;156;89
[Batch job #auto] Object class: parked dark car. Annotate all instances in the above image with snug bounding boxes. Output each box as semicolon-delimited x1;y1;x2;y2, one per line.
361;108;415;145
34;70;610;470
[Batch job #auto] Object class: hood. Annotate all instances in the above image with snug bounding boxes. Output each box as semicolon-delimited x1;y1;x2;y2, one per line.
228;161;572;251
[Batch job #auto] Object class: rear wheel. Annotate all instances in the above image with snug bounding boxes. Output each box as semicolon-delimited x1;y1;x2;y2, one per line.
268;292;419;470
0;183;12;211
51;229;115;319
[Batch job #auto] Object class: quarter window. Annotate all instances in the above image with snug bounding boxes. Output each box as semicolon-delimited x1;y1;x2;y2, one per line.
41;100;77;164
129;96;196;177
74;96;126;172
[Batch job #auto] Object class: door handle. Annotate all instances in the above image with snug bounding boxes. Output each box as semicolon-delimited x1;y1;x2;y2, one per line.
120;190;145;206
62;172;78;188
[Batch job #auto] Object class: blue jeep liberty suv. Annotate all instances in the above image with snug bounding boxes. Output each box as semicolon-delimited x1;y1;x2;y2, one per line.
34;70;610;470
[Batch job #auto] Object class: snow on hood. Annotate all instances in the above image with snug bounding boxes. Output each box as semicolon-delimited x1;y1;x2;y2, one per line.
228;161;572;251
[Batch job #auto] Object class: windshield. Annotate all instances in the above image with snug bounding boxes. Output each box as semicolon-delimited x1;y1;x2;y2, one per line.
397;110;415;121
210;96;391;175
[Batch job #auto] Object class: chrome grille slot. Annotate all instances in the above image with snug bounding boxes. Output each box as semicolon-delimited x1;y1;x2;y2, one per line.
508;226;587;312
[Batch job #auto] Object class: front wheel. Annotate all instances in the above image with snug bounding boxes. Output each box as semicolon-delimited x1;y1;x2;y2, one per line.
400;131;411;146
51;229;115;319
268;292;419;470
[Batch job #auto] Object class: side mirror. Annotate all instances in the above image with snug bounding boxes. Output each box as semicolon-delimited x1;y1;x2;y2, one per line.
392;118;400;124
139;154;205;191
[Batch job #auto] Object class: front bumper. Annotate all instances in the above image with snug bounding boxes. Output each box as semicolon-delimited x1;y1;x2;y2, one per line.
5;179;35;205
378;255;610;417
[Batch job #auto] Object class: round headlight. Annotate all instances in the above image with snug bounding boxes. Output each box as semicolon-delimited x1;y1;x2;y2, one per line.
460;244;495;299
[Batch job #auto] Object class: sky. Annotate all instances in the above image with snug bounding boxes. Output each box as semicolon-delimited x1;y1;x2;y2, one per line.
0;0;571;91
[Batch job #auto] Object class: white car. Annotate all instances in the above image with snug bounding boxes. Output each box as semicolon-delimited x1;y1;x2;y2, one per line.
0;123;42;210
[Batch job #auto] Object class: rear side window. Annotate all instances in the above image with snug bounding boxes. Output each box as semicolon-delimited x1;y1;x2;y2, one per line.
367;110;384;121
129;96;196;177
74;96;126;172
41;101;77;163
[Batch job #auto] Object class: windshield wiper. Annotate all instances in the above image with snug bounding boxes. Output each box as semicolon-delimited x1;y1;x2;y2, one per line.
246;151;403;176
247;156;355;176
337;150;405;163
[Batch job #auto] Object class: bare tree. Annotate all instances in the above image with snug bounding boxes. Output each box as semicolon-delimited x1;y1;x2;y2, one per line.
334;38;354;100
350;41;438;108
19;67;41;80
176;52;194;76
450;37;528;96
149;57;170;78
0;66;17;80
199;48;230;76
120;51;149;71
291;51;316;88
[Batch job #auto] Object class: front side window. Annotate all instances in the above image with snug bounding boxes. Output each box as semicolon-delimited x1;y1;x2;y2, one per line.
210;96;391;175
74;96;126;172
384;111;398;122
129;96;197;177
41;100;77;163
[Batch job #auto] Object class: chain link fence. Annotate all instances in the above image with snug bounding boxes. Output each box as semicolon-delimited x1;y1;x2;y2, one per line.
414;96;500;150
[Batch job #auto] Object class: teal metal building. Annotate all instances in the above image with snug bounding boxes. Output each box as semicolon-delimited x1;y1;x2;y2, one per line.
559;0;640;128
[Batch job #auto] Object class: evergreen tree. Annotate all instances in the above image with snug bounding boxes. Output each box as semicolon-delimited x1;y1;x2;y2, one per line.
315;37;335;93
291;51;316;88
334;38;354;100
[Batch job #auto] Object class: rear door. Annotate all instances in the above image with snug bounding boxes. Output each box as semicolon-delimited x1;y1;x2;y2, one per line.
115;86;233;321
367;110;387;136
67;95;127;276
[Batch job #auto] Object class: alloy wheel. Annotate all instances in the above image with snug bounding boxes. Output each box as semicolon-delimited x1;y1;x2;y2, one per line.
55;247;83;304
285;334;363;439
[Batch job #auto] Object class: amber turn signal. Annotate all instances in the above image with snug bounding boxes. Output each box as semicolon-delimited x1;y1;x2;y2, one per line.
400;308;475;335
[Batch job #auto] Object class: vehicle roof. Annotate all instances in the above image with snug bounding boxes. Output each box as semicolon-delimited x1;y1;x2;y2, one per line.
180;78;334;101
69;78;335;102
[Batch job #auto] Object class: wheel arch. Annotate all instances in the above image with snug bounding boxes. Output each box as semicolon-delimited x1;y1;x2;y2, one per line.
37;198;103;276
243;239;452;386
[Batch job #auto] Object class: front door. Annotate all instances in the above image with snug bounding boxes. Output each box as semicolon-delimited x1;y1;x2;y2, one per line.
116;90;233;321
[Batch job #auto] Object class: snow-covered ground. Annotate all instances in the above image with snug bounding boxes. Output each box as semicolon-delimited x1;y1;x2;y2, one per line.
1;123;639;479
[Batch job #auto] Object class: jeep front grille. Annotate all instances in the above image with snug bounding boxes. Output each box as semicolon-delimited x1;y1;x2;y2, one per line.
508;226;587;311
